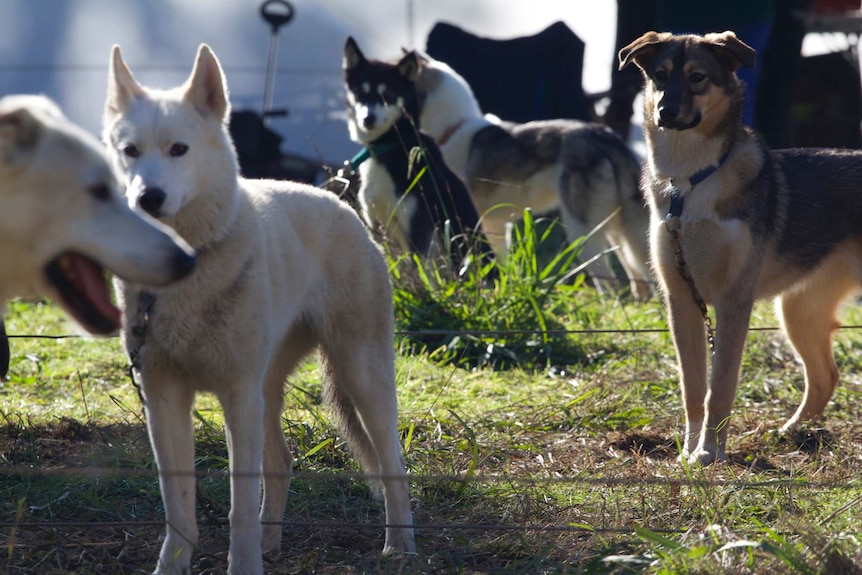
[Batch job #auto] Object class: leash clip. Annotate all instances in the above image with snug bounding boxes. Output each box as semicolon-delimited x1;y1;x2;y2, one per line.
665;186;684;233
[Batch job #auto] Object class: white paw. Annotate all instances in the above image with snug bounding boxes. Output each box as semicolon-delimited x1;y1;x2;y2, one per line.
383;530;417;555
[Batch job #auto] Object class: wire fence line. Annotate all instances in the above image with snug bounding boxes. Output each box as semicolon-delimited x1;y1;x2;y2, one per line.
9;323;862;341
0;518;675;536
3;466;861;492
3;318;862;545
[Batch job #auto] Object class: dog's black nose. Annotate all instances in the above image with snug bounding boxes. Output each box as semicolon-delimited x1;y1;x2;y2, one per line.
658;105;680;123
139;187;166;216
363;113;376;129
170;248;196;281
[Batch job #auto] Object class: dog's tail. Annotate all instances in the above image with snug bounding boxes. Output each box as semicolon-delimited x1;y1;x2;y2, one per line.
320;356;398;497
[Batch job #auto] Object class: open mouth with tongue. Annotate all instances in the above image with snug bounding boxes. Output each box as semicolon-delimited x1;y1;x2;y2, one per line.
44;252;121;334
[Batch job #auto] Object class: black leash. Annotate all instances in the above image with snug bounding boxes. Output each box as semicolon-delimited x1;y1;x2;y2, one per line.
126;290;156;406
0;320;9;381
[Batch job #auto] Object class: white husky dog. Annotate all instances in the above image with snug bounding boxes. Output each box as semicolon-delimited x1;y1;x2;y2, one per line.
0;94;194;335
414;53;652;299
102;44;415;574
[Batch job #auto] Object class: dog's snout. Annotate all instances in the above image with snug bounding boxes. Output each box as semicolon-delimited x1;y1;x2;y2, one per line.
139;187;166;216
658;105;680;123
362;113;377;129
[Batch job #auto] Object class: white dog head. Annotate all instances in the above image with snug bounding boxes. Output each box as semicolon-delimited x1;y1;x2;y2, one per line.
0;95;195;334
102;44;238;228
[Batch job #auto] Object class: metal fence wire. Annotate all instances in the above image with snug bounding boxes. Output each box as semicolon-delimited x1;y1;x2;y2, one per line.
2;323;862;541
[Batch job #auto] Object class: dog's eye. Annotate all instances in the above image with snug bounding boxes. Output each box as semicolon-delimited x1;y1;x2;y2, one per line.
88;182;112;201
123;144;141;158
653;70;668;82
169;143;189;157
689;72;706;84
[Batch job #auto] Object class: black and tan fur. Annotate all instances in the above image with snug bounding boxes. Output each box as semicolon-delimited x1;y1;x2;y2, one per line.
620;30;862;464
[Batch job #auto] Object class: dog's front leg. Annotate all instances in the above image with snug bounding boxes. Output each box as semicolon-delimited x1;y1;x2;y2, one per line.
663;284;708;460
143;374;198;575
220;385;265;575
692;296;753;464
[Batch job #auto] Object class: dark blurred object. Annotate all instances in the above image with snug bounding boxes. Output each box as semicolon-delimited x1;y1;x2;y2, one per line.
755;0;817;148
228;111;322;182
227;0;324;184
605;0;658;140
813;0;860;11
1;320;9;381
426;21;591;122
766;0;862;148
787;51;862;148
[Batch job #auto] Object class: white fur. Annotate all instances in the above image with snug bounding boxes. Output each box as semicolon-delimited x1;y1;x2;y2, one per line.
103;44;415;575
357;159;417;253
0;94;193;333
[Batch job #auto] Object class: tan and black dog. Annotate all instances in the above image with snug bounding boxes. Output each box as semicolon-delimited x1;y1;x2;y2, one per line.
620;30;862;464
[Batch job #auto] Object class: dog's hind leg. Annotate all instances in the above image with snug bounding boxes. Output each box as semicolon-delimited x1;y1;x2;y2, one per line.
218;377;267;575
778;261;856;431
322;343;416;555
614;208;653;300
260;331;317;556
607;219;652;300
142;373;199;575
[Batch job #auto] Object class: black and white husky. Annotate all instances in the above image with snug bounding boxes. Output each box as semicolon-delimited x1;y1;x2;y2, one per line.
342;37;494;274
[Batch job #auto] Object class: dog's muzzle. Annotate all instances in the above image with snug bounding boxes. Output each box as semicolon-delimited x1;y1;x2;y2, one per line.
138;187;166;217
657;105;701;130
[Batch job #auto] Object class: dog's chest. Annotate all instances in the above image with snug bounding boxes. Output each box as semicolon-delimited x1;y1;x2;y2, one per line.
652;179;752;296
358;159;416;249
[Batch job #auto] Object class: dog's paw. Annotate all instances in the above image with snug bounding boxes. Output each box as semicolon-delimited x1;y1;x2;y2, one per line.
382;532;417;556
154;544;193;575
261;526;282;558
779;416;800;435
683;447;726;466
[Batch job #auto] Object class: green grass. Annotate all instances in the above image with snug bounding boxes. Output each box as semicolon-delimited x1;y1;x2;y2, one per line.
3;222;862;574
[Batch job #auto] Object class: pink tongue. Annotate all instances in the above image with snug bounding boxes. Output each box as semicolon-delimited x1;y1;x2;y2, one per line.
70;255;121;326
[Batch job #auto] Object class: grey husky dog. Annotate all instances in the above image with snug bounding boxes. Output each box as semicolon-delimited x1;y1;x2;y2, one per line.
103;44;415;574
620;30;862;464
414;52;652;298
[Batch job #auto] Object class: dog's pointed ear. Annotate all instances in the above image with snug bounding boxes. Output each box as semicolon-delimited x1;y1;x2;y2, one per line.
0;102;43;170
105;45;145;117
703;30;757;70
343;36;365;71
618;31;671;71
397;51;420;83
183;44;230;122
